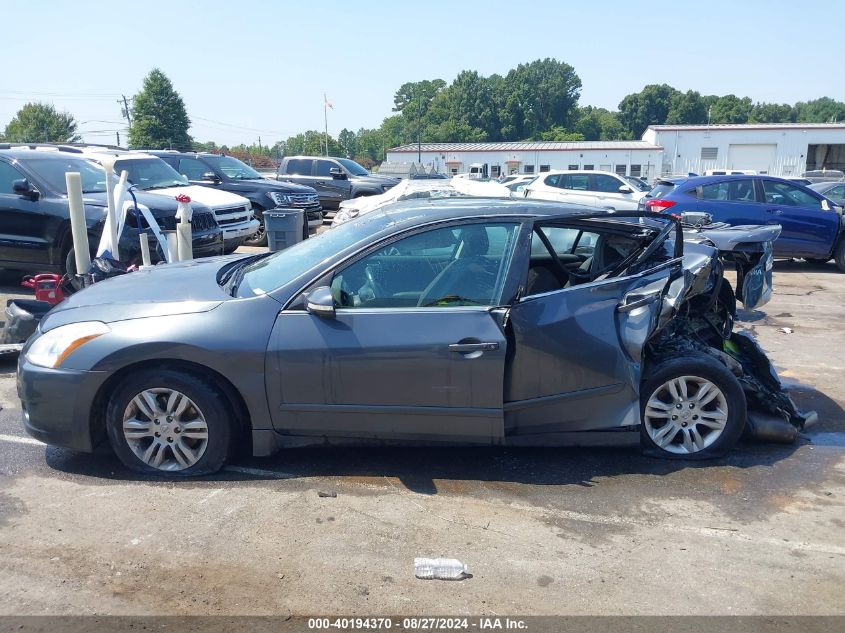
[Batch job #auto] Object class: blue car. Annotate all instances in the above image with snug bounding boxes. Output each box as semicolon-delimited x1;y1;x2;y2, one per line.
640;175;845;270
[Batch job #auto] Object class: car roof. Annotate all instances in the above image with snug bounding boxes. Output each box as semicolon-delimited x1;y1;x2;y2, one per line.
537;169;623;176
0;147;100;161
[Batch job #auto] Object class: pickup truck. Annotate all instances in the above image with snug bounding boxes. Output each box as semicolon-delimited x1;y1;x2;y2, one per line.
274;156;399;210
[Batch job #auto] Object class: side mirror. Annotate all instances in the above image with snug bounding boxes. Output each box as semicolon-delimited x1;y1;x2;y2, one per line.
202;171;220;183
618;185;633;194
305;286;336;318
12;178;37;200
329;167;346;180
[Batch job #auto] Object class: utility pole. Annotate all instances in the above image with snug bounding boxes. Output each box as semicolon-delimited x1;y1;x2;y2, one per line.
417;91;422;164
118;95;132;127
116;131;121;146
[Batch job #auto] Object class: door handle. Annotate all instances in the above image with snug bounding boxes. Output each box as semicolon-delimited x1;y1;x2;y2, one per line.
766;208;783;215
449;342;499;353
617;293;659;313
315;180;325;185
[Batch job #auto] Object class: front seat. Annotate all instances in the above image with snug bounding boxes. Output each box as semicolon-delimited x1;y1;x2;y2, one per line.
417;227;497;306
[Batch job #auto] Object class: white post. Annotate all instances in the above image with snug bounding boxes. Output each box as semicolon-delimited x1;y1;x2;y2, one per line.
165;232;179;263
65;172;91;276
104;169;119;260
176;223;193;261
139;233;152;267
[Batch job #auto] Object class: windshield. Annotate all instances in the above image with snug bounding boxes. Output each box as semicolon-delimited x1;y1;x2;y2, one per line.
624;176;651;192
206;155;263;180
648;182;680;199
336;158;369;176
113;158;188;190
26;157;107;194
232;212;385;297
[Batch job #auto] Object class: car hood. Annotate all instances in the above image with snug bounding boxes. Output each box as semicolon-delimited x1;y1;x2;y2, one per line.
81;191;212;218
40;255;246;331
142;185;250;208
242;178;317;194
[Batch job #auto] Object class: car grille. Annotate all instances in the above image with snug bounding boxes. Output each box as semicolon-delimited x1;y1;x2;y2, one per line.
286;193;320;207
213;204;253;227
191;211;218;232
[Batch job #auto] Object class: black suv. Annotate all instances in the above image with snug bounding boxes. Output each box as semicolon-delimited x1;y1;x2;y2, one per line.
275;156;399;209
149;151;322;246
0;147;223;273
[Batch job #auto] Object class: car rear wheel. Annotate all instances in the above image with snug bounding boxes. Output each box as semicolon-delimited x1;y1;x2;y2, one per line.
640;354;746;459
106;368;232;475
243;205;268;247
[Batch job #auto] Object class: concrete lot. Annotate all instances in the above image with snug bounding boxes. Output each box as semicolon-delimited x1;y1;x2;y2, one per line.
0;257;843;616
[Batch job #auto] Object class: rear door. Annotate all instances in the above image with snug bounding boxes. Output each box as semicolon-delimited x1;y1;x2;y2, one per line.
505;218;682;436
758;178;840;258
277;158;315;189
695;178;767;226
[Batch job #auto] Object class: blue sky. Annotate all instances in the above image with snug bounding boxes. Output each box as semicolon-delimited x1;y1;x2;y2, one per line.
2;0;842;146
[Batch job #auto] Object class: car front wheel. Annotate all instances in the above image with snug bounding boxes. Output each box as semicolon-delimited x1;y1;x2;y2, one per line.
834;239;845;273
106;368;232;475
243;205;268;247
640;353;746;459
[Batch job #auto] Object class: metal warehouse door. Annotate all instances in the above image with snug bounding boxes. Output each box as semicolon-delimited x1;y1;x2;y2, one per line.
728;144;777;173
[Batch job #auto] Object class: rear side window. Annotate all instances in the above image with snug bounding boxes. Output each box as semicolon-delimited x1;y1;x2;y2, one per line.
648;182;678;199
286;159;312;175
699;180;756;202
560;174;589;190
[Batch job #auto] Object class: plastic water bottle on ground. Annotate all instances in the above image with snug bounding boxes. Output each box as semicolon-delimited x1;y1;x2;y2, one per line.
414;557;469;580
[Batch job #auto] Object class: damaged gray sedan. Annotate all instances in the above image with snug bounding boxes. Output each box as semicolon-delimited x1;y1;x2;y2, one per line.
18;198;811;475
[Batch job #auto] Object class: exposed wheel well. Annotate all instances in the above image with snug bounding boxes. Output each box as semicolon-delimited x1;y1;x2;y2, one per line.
89;359;252;456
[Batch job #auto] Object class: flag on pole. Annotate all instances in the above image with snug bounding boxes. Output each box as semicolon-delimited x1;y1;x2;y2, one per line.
324;95;333;109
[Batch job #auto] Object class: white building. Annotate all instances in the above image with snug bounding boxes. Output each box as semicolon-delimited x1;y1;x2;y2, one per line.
643;123;845;177
385;141;664;181
385;123;845;181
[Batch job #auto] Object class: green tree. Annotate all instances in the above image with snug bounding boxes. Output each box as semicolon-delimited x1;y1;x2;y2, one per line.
748;102;795;123
392;79;447;113
794;97;845;123
618;84;680;138
538;126;585;141
499;58;581;140
574;106;628;141
337;128;357;158
128;68;192;150
666;90;708;125
708;94;753;124
4;102;80;143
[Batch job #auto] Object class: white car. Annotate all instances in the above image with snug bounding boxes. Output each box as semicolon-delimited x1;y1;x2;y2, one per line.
524;170;650;211
504;175;537;194
332;177;510;226
81;150;259;252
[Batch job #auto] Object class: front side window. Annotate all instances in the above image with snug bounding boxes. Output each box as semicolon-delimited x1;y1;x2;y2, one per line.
178;157;210;180
25;158;106;194
762;180;820;207
331;223;519;309
544;174;561;188
0;161;24;194
592;174;621;193
314;160;336;177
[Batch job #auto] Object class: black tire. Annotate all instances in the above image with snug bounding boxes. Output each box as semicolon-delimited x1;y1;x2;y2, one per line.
834;239;845;273
106;368;232;476
805;258;830;265
243;205;268;247
640;352;746;460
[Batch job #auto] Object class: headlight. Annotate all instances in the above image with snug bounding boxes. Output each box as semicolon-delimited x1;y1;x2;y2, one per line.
267;191;292;206
26;321;110;368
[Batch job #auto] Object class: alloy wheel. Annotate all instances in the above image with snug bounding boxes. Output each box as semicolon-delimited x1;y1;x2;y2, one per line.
643;376;729;455
122;388;209;471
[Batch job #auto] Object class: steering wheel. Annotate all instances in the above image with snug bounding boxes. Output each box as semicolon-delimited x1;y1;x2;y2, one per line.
364;264;386;300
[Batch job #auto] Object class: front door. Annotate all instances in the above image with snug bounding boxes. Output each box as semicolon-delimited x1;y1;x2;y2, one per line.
758;179;840;259
266;221;522;443
0;160;49;266
312;159;350;208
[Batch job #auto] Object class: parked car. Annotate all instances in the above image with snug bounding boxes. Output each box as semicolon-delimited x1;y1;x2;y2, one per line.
0;147;222;273
639;174;845;270
809;181;845;206
704;169;757;176
18;198;805;476
148;150;322;246
524;170;650;211
80;149;258;254
802;169;845;184
274;156;398;209
504;175;537;194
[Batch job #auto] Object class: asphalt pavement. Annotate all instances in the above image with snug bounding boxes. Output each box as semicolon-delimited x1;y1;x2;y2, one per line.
0;258;842;616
